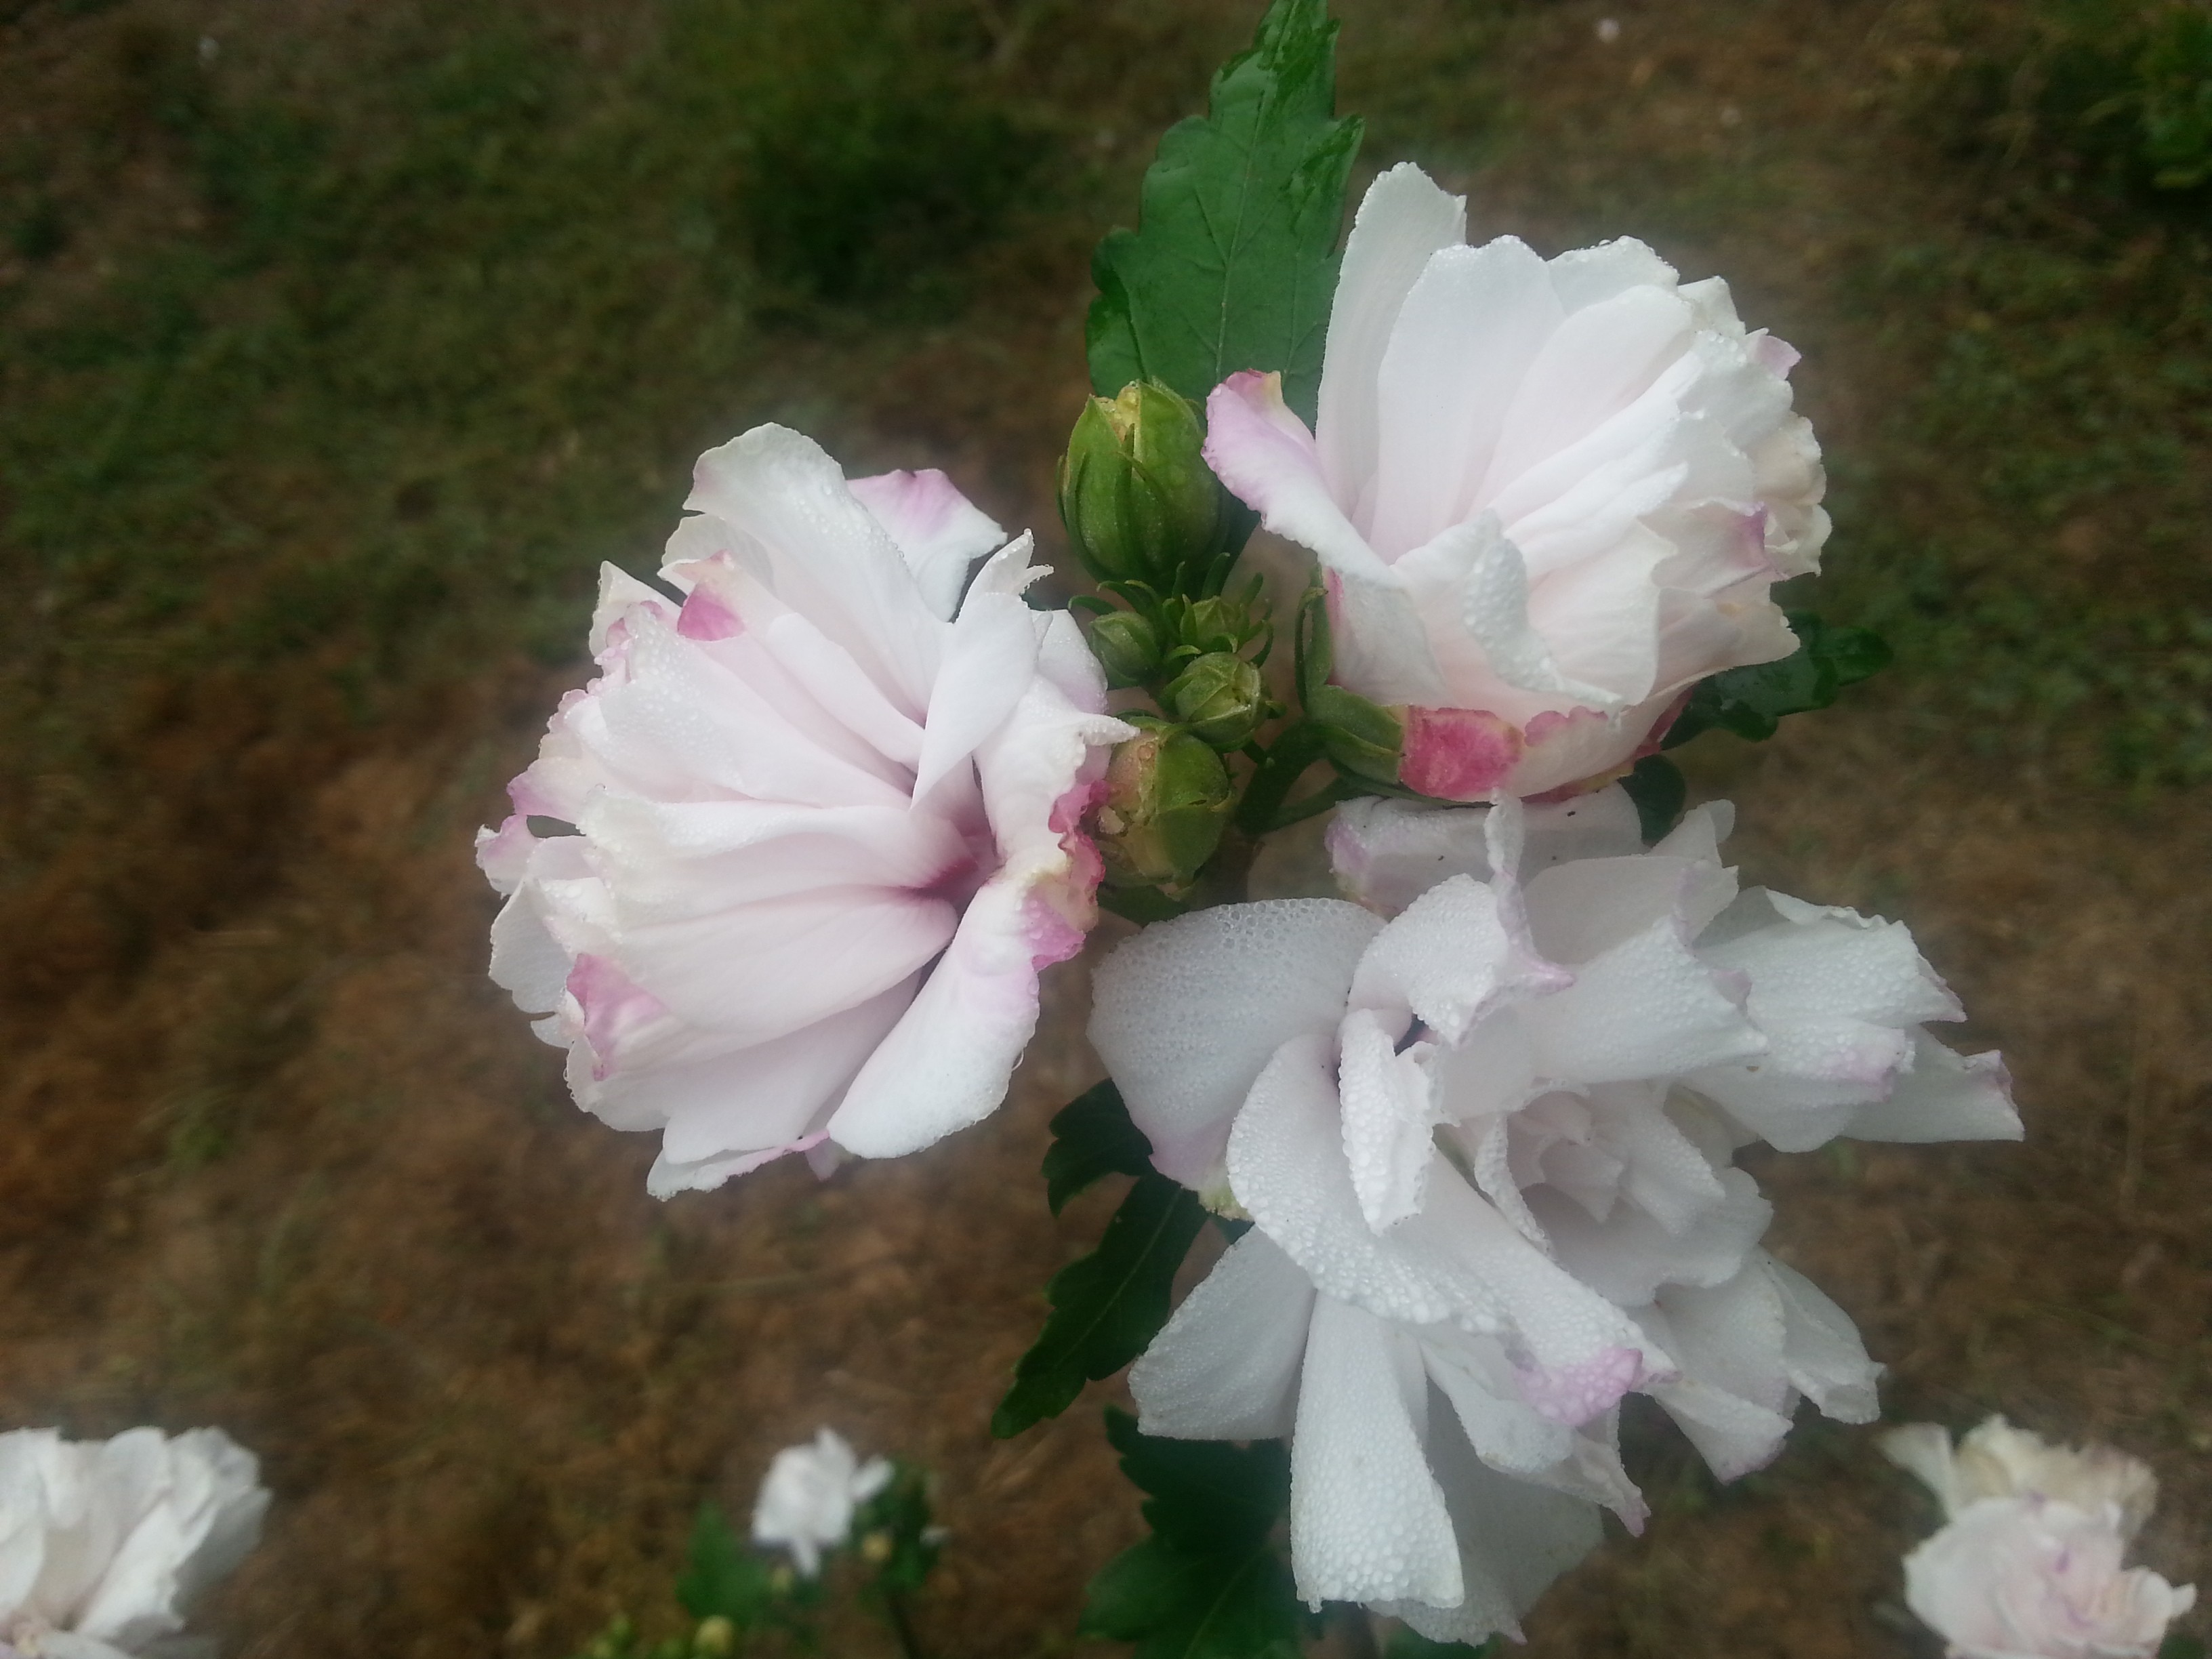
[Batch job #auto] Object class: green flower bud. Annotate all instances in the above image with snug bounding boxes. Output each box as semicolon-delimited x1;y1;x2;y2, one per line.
1307;684;1403;784
1093;723;1232;888
1057;380;1221;590
1086;608;1166;689
692;1616;737;1658
1162;651;1269;750
1176;595;1249;656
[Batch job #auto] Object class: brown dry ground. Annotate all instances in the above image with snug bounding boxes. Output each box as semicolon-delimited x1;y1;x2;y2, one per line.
1;1;2208;1656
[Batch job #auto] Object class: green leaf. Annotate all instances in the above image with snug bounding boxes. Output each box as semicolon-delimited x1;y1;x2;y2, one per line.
1043;1081;1157;1215
675;1503;776;1628
1662;611;1892;750
991;1176;1207;1437
1086;0;1362;423
2158;1637;2207;1659
1108;1405;1290;1546
1385;1627;1500;1658
1080;1410;1304;1659
1619;753;1687;844
1083;1536;1303;1659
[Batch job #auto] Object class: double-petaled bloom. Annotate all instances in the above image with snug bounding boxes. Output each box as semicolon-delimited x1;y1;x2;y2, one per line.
1090;788;2018;1644
1205;163;1828;801
1883;1418;2196;1659
479;427;1130;1195
0;1427;268;1659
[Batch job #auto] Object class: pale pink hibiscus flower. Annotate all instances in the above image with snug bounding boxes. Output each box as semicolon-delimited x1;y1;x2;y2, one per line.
1885;1418;2196;1659
1090;790;2018;1643
478;426;1130;1195
1204;163;1828;800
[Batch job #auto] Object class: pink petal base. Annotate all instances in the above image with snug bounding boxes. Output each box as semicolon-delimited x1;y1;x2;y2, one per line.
1514;1346;1644;1427
1401;706;1524;801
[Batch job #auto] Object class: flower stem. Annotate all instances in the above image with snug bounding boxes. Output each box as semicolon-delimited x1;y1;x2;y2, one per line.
884;1586;929;1659
1233;721;1328;836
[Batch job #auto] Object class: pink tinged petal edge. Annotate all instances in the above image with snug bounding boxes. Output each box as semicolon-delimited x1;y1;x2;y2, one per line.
1027;781;1109;970
1750;332;1801;378
1401;705;1525;802
567;954;671;1080
1514;1346;1645;1428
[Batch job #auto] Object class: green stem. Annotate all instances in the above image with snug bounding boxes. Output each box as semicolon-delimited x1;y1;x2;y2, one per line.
1233;721;1326;836
883;1586;928;1659
1267;773;1355;832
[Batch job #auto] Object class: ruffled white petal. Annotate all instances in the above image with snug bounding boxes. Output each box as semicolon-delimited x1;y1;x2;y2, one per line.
1289;1297;1462;1609
1130;1229;1315;1441
480;425;1129;1192
1088;901;1382;1189
846;467;1006;621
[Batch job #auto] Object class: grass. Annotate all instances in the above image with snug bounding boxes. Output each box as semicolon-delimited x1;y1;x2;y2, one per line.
1808;0;2212;789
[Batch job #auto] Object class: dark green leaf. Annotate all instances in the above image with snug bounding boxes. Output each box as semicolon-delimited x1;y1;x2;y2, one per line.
1662;611;1891;750
991;1177;1207;1437
2158;1637;2207;1659
1082;1536;1303;1659
1080;1410;1305;1659
1107;1406;1289;1547
1619;754;1687;844
1086;0;1362;423
1043;1081;1157;1215
1385;1627;1500;1658
675;1502;775;1627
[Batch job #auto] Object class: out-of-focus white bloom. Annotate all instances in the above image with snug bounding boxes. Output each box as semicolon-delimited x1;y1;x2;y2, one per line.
1883;1419;2195;1659
1091;790;2018;1643
1885;1417;2163;1538
1204;163;1827;800
0;1427;268;1659
478;428;1131;1195
751;1429;894;1578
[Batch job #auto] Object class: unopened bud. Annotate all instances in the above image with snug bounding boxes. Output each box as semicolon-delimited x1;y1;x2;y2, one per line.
1307;684;1403;785
1163;652;1268;749
1058;380;1221;590
1092;723;1232;888
1087;609;1166;689
859;1530;895;1565
692;1616;737;1658
1176;596;1250;656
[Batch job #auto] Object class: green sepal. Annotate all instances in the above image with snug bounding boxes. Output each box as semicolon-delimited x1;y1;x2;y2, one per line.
1079;1409;1307;1659
1085;0;1363;424
1662;611;1891;749
991;1178;1207;1437
1042;1081;1156;1216
1307;684;1402;783
1620;754;1688;844
1294;584;1403;784
1100;884;1191;924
